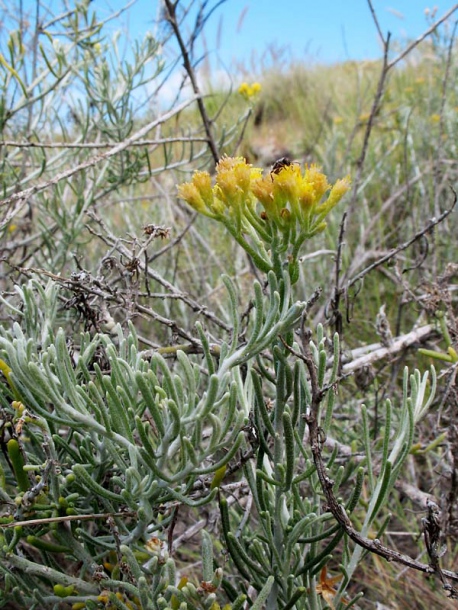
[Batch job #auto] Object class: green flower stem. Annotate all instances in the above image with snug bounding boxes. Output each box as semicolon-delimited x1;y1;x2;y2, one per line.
243;205;272;242
291;230;309;262
221;220;272;273
269;232;285;279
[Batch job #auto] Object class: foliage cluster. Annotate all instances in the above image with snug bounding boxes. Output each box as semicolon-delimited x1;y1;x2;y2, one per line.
0;2;458;609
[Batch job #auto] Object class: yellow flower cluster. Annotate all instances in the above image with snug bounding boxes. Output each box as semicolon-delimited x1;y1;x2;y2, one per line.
238;81;261;100
177;156;262;232
178;155;350;280
177;156;350;238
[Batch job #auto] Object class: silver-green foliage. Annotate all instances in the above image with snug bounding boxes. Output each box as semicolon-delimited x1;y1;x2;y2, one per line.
0;2;444;608
0;269;435;609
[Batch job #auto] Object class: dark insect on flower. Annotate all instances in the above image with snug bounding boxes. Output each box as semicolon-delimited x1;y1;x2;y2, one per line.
270;156;293;176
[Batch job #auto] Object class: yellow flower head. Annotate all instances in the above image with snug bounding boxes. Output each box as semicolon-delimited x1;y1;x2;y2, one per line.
192;170;214;207
238;82;250;96
305;164;330;202
177;171;221;217
251;175;275;214
177;156;351;257
238;81;262;100
328;175;351;206
177;181;207;214
298;180;315;209
272;163;302;202
216;162;243;203
215;156;259;205
316;175;351;216
251;82;261;95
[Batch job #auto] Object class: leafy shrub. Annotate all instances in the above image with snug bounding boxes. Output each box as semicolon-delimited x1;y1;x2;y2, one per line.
1;2;458;609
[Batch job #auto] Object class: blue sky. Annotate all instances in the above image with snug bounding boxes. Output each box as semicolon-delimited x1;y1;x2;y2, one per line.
98;0;458;67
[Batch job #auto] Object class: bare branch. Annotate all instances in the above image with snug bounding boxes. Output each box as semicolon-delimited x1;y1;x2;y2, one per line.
346;190;457;290
0;512;136;529
0;95;201;228
162;0;220;164
342;323;437;374
300;336;458;587
388;4;458;70
0;137;209;149
367;0;386;46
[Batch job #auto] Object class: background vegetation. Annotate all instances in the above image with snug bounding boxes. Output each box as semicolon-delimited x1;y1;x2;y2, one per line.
0;1;458;608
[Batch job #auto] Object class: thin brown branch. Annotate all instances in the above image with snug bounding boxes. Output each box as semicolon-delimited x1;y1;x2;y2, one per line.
0;511;136;529
349;32;391;208
346;189;457;290
318;432;439;508
433;19;458;220
0;137;209;149
0;95;200;228
85;210;233;333
350;3;458;213
299;336;458;587
342;323;437;374
328;211;347;340
163;0;220;164
423;500;458;597
388;5;458;70
367;0;386;45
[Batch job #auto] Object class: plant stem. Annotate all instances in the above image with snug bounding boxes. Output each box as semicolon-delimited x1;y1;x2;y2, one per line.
163;0;220;164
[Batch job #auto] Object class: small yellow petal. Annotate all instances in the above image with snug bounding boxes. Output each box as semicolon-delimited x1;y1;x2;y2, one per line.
238;82;249;95
177;182;207;213
272;163;302;201
305;164;330;202
216;156;253;202
327;175;351;207
251;176;276;214
192;170;214;206
251;82;261;94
